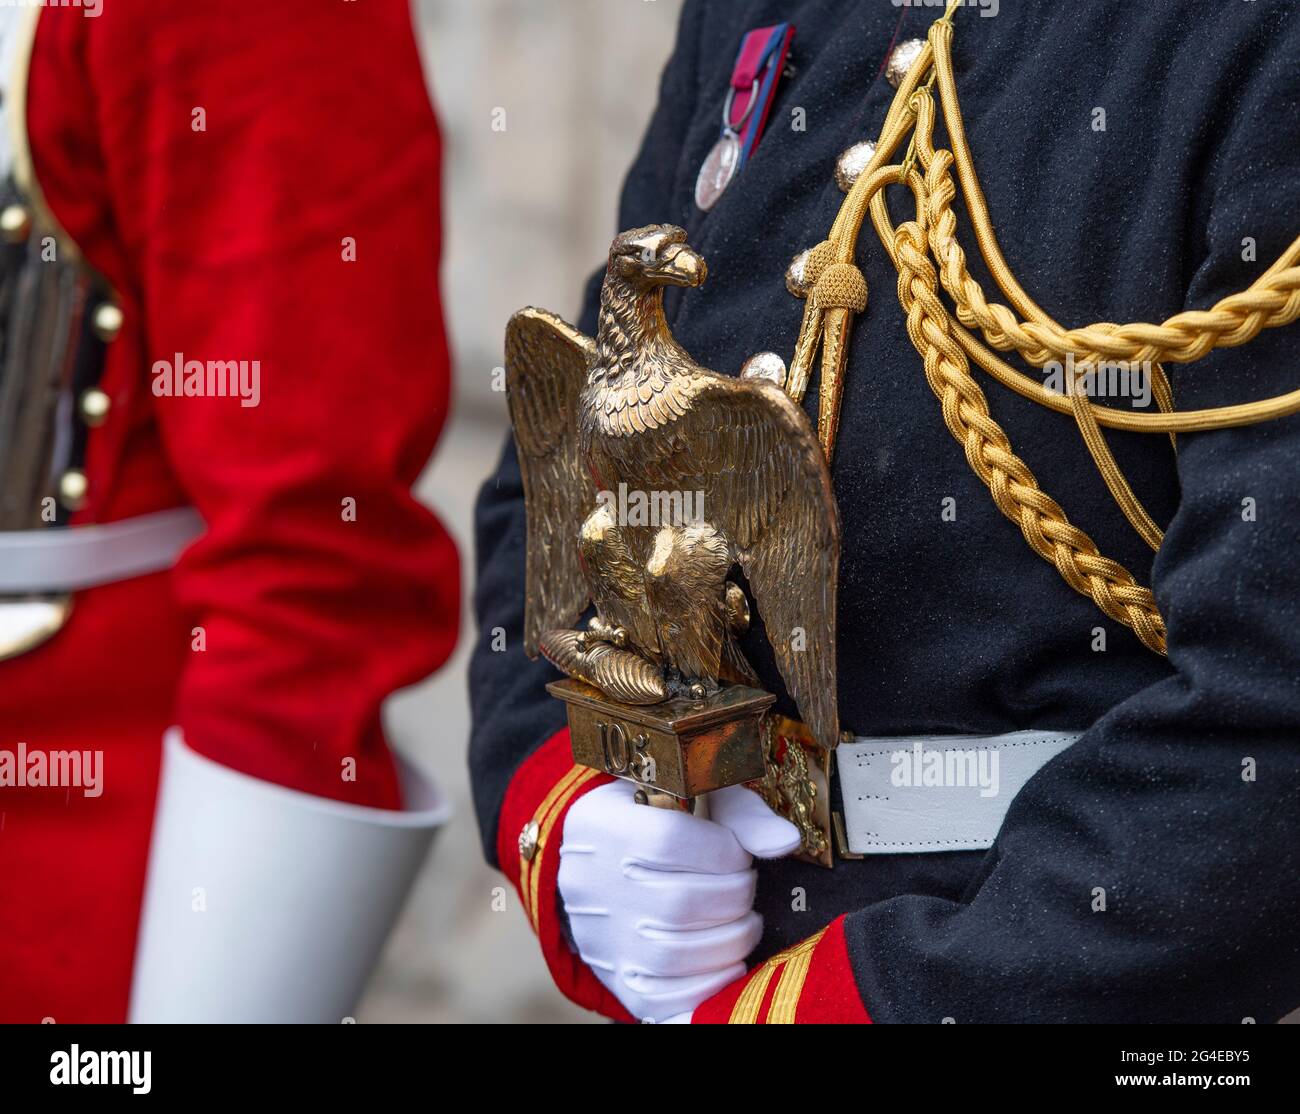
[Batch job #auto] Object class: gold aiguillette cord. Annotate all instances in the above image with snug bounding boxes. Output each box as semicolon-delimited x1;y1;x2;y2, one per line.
786;0;1300;655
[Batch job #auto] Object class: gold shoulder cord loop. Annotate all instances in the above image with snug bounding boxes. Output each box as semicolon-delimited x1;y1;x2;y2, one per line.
789;2;1300;654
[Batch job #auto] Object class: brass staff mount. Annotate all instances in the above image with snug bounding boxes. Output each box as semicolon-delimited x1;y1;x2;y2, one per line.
505;225;840;812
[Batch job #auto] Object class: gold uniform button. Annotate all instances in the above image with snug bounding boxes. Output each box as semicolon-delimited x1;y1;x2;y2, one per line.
785;248;813;298
0;204;31;243
740;351;788;389
92;302;124;343
79;388;112;427
518;819;540;862
834;140;877;192
886;38;926;90
58;469;89;512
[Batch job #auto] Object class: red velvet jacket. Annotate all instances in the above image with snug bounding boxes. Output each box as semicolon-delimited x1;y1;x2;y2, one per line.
0;1;457;1022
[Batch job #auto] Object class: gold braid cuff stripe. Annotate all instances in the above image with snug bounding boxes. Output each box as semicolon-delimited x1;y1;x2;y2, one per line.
727;927;827;1024
521;765;598;932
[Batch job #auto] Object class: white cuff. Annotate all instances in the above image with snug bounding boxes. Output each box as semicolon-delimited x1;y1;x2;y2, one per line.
128;728;449;1023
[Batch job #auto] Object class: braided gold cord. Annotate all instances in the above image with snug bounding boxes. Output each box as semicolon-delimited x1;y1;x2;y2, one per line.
891;217;1167;652
784;8;1300;651
921;21;1300;401
911;97;1175;550
925;149;1300;371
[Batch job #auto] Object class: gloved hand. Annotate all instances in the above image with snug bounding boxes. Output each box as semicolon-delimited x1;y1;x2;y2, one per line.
557;778;801;1023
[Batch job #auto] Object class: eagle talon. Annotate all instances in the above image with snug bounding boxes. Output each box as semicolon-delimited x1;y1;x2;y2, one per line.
539;628;666;705
585;616;629;649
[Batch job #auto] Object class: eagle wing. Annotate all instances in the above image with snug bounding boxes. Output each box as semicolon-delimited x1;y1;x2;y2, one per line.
504;307;595;657
629;373;841;750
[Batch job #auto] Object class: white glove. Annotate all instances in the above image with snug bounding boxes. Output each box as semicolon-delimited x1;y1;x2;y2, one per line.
558;779;800;1023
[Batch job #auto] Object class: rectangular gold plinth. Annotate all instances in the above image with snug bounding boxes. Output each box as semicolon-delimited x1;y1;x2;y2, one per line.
547;678;774;801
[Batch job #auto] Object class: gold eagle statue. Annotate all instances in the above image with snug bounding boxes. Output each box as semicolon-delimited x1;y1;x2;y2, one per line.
505;225;840;751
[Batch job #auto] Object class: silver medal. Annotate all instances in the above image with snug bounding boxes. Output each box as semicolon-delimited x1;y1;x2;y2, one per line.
694;131;740;212
694;78;759;212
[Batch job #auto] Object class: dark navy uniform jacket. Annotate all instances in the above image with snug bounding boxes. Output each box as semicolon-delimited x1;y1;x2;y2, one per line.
470;0;1300;1022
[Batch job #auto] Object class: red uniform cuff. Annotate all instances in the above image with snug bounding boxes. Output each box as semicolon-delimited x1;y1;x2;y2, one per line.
692;916;872;1024
496;727;632;1022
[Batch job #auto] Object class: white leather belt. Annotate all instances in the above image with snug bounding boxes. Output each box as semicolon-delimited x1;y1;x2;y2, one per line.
837;729;1083;855
0;507;206;593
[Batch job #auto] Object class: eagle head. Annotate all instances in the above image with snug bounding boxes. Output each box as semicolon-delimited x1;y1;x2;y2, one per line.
609;224;707;290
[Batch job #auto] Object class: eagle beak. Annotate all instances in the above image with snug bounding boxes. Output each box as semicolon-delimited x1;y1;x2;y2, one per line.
649;243;707;288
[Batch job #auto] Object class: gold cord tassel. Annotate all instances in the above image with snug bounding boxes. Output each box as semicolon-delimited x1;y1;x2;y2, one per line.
786;301;823;405
807;262;869;458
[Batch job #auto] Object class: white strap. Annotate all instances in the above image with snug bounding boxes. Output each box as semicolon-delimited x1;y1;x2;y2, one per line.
0;507;205;593
129;729;450;1023
838;729;1083;855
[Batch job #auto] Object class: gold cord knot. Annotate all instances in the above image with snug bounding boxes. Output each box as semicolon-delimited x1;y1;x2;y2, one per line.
796;240;840;298
809;262;868;313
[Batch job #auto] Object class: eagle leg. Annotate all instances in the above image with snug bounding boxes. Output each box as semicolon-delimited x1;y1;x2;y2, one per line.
644;522;742;693
578;502;662;664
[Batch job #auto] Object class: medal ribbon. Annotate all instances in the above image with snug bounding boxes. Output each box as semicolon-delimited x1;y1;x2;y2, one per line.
724;23;795;174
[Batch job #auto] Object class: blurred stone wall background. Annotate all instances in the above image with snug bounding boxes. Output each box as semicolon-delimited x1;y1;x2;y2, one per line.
358;0;684;1023
426;0;687;420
